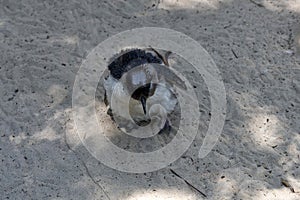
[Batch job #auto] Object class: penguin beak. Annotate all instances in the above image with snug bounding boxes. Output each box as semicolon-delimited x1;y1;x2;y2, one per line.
140;96;147;115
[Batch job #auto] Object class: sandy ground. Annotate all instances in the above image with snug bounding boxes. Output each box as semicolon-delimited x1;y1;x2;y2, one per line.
1;0;300;199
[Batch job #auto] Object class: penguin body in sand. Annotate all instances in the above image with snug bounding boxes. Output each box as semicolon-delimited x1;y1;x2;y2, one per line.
103;48;176;133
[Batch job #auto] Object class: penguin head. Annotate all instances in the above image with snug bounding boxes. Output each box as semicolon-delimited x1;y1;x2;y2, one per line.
121;64;159;115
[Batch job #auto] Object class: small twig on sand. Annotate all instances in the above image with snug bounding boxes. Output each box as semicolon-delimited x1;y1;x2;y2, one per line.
64;133;111;200
281;178;295;193
170;169;207;198
249;0;265;7
231;49;238;59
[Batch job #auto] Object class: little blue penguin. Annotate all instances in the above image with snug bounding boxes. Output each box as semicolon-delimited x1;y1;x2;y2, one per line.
103;48;176;133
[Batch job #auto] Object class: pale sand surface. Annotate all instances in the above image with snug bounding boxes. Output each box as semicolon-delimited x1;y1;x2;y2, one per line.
0;0;300;199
